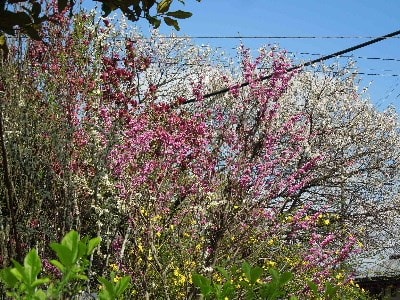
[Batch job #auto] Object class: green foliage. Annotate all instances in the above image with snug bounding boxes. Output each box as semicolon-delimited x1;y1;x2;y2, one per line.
192;261;374;300
307;280;372;300
0;230;130;299
47;230;101;296
0;249;49;299
192;262;297;300
0;0;201;39
98;273;131;300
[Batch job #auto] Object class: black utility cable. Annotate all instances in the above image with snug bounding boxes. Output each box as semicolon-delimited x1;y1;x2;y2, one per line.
182;29;400;105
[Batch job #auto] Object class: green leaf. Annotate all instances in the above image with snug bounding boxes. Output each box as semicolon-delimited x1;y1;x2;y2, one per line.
147;16;161;28
9;11;31;27
221;283;236;298
22;25;41;40
215;266;230;281
49;259;65;273
101;2;114;17
279;271;293;285
31;2;42;18
157;0;172;14
324;281;339;297
249;266;263;284
87;237;102;255
143;0;156;9
259;284;274;299
163;16;180;30
268;268;279;281
33;289;47;300
72;273;89;281
115;276;131;296
24;249;42;284
50;243;72;267
0;268;19;288
57;0;68;12
61;230;80;263
192;273;212;296
10;260;26;283
98;276;116;298
78;239;88;259
31;278;50;288
241;261;251;281
307;280;319;295
166;10;192;19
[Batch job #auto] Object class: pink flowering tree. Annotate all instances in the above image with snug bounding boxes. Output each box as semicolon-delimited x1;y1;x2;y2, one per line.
0;8;374;299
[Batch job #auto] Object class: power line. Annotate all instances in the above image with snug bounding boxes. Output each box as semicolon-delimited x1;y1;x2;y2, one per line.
145;35;400;40
11;35;400;41
162;61;400;77
182;29;400;105
288;52;400;63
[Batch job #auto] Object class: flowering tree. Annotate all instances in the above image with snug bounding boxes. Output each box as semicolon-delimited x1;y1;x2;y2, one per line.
0;9;373;299
118;32;400;255
276;68;400;253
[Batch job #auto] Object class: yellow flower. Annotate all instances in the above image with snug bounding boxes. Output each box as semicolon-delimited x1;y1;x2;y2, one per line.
214;273;223;283
267;260;276;267
285;216;293;222
184;260;196;268
335;272;344;280
267;239;274;246
113;275;121;283
173;268;187;285
110;263;119;272
323;219;330;225
151;215;162;222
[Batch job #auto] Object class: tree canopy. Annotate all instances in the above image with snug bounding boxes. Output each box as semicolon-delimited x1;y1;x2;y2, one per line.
0;9;378;298
0;0;200;39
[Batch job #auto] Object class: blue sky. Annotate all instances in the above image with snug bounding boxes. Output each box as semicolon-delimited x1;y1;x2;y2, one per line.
132;0;400;111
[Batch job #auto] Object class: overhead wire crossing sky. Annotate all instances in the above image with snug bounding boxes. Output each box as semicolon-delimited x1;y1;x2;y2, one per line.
182;29;400;104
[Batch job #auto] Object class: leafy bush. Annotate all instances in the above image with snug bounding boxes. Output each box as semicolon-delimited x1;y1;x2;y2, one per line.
0;230;130;299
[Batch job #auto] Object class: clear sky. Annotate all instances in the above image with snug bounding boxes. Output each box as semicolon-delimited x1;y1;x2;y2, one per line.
132;0;400;111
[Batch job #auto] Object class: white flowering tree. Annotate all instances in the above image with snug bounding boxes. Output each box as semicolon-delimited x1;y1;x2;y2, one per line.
275;67;400;253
